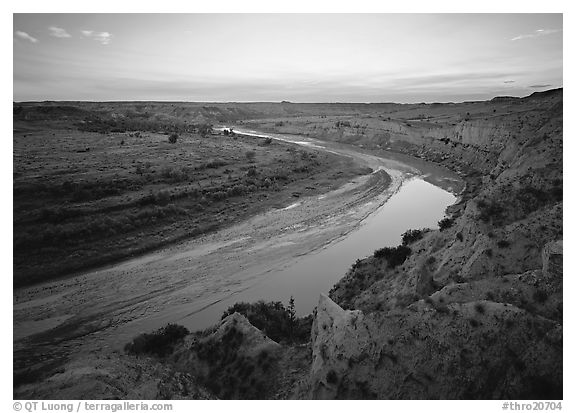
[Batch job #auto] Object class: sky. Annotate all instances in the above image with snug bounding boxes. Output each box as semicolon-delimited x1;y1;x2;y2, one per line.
13;13;563;103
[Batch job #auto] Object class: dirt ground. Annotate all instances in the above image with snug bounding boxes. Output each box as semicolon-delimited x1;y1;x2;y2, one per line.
13;125;369;287
13;91;561;399
14;126;441;389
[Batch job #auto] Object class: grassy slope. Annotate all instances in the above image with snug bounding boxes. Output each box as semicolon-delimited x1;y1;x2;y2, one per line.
14;120;369;287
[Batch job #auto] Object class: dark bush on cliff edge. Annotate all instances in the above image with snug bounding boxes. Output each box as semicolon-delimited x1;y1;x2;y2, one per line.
374;245;412;268
438;217;455;231
124;323;189;357
221;300;312;343
401;228;429;245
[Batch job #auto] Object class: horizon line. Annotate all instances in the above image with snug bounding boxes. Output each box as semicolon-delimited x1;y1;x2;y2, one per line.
12;87;563;106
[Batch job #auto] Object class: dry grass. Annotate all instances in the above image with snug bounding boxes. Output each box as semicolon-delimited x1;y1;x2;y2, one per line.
14;123;367;286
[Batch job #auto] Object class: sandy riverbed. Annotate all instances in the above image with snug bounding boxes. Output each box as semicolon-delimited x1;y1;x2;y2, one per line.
13;131;458;376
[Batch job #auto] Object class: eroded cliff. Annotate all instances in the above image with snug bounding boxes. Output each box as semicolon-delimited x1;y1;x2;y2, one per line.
309;90;563;399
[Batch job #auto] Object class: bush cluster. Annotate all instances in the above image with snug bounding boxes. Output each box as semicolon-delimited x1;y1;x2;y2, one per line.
401;228;428;245
496;239;511;248
476;183;562;227
221;300;312;343
335;120;351;128
373;245;412;268
438;217;455;231
124;323;189;357
476;199;506;224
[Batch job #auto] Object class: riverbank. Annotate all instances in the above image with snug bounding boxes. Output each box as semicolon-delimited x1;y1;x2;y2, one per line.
14;90;561;399
14;125;462;398
13;125;370;287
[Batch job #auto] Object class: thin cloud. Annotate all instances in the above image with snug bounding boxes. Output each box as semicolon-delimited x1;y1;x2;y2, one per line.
81;30;112;45
529;84;552;88
15;31;38;43
49;26;71;38
511;29;560;41
503;80;515;84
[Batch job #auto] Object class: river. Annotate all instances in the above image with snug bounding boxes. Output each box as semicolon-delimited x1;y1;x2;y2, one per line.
14;126;463;354
177;127;459;329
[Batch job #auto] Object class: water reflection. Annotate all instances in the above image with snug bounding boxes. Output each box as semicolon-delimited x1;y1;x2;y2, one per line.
179;178;456;330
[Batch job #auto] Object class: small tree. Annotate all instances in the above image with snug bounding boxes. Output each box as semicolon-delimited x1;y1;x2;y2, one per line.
288;296;296;339
401;228;428;245
438;217;454;231
168;133;178;144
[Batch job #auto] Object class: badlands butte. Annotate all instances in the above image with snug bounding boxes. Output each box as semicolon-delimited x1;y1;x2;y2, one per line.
13;88;563;399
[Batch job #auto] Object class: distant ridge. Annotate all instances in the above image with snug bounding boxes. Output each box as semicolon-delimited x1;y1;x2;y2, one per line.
527;87;563;98
490;96;519;102
489;87;562;103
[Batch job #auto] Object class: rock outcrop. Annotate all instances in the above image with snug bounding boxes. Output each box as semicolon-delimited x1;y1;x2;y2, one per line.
169;312;284;399
310;90;563;399
14;351;215;400
309;289;562;399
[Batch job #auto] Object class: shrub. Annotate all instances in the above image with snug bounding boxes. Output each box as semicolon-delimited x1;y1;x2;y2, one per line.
335;120;351;128
221;299;312;343
246;151;256;161
516;186;549;210
124;323;189;357
438;217;454;231
205;159;227;169
401;228;428;245
474;302;486;314
550;185;562;202
497;239;511;248
246;166;258;177
153;189;171;206
227;184;247;197
210;190;227;201
477;199;506;224
351;258;364;270
373;245;412;268
160;166;191;183
456;232;464;242
168;133;178;144
452;273;466;283
326;370;339;385
533;289;549;303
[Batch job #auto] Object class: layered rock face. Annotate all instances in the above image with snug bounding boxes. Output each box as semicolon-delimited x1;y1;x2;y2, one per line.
309;291;561;399
310;90;563;399
14;350;215;400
